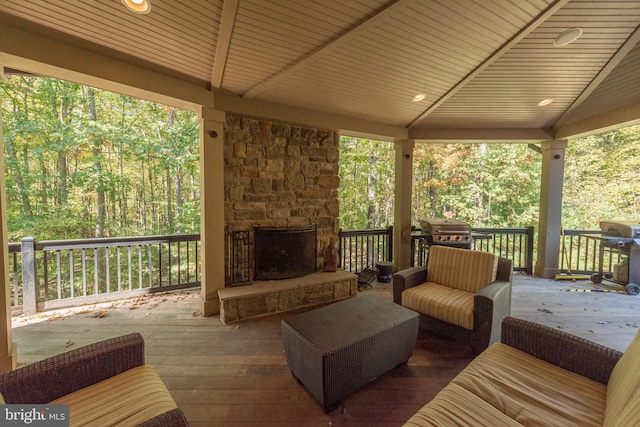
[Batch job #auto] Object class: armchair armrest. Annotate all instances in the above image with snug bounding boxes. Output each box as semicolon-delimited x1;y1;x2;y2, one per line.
392;266;427;304
475;280;512;346
501;316;622;385
0;333;145;403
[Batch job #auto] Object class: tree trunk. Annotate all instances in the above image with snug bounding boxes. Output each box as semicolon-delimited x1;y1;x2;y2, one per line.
175;167;183;234
57;152;68;205
88;87;106;238
428;161;437;218
366;151;376;228
5;139;33;218
166;167;174;233
38;159;48;207
148;154;156;231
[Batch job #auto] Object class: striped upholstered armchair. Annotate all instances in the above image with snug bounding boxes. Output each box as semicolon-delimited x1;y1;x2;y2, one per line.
393;245;513;354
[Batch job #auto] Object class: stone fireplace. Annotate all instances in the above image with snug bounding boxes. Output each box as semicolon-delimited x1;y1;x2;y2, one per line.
223;114;340;284
254;225;317;280
218;114;357;323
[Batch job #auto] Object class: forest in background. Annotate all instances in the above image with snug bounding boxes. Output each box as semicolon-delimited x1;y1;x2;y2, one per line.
3;76;640;242
338;126;640;231
1;76;200;241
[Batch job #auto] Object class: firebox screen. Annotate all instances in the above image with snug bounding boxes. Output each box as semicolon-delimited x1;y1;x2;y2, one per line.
254;225;317;280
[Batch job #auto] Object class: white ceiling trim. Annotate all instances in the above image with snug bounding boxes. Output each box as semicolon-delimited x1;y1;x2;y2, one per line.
408;127;553;143
406;0;571;129
556;100;640;140
211;0;239;90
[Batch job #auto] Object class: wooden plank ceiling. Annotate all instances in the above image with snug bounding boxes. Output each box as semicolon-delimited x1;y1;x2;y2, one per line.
1;0;639;142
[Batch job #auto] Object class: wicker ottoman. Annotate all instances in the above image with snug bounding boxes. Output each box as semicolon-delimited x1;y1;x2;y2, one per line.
281;294;419;412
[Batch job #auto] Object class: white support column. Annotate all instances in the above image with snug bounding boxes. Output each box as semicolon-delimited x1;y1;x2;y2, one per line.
535;139;568;279
199;108;226;316
0;60;17;372
393;139;415;270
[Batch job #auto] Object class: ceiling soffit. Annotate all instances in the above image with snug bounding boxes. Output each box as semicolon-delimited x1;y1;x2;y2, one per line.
0;1;639;141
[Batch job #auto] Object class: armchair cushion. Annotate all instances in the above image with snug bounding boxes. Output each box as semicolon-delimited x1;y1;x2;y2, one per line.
51;365;178;427
402;282;475;330
605;324;640;425
453;343;607;426
427;245;498;293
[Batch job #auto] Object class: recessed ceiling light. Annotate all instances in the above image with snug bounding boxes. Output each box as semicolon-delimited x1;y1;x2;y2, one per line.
122;0;151;14
553;28;582;47
413;93;426;102
538;98;554;106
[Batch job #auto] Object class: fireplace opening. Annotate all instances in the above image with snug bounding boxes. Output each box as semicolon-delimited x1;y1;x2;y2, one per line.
254;225;317;280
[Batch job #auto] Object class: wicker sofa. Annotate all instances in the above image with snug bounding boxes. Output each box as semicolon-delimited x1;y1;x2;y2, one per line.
393;245;513;354
0;333;189;427
404;316;640;426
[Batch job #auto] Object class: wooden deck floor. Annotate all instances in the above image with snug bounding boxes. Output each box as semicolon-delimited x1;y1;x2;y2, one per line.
10;273;640;426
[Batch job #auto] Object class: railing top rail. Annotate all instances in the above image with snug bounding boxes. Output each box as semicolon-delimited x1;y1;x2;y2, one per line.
339;227;392;236
34;234;200;251
562;229;602;236
471;227;533;234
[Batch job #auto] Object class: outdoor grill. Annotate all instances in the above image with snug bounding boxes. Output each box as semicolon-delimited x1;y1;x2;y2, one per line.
419;218;474;249
590;220;640;295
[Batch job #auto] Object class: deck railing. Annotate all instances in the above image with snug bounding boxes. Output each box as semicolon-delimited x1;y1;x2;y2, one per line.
558;229;620;275
9;235;200;314
410;227;536;273
337;227;393;273
6;227;613;314
337;226;535;274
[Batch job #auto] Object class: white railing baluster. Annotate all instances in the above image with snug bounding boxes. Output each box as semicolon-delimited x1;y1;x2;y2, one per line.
117;246;121;292
69;249;74;298
138;245;143;289
148;245;152;288
94;248;99;294
56;250;62;300
82;248;87;296
106;247;110;293
128;246;132;290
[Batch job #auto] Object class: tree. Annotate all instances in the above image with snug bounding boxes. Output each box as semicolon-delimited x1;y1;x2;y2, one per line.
1;76;200;241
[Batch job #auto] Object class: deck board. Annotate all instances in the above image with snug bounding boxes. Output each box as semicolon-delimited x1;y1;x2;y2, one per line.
9;273;640;426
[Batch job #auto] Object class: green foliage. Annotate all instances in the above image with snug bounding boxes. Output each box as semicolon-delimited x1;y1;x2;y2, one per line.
338;137;394;230
563;126;640;229
339;138;542;229
338;126;640;232
1;76;200;241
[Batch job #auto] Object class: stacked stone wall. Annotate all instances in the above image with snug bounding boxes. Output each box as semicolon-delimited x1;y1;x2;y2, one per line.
224;114;340;276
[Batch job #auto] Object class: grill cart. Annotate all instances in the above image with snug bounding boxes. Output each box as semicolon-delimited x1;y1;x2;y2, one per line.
590;220;640;295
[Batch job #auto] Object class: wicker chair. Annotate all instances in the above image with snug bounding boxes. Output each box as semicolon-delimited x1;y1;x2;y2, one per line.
0;333;189;427
393;245;513;354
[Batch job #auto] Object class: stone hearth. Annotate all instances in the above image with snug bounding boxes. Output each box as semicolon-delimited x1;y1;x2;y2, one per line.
217;270;357;323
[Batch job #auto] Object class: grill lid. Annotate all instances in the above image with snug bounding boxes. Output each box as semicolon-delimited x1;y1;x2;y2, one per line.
419;218;471;235
600;221;640;238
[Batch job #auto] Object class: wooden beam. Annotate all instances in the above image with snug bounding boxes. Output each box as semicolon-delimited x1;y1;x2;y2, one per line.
406;0;571;129
555;100;640;140
210;0;239;90
214;92;407;140
408;127;553;143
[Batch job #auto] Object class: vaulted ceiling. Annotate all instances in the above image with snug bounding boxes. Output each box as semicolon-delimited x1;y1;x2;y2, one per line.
1;0;640;142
